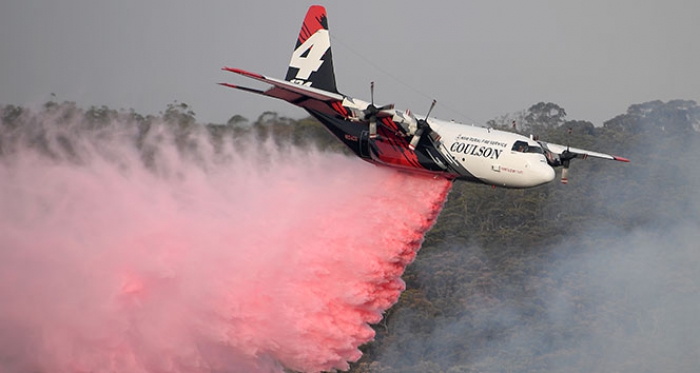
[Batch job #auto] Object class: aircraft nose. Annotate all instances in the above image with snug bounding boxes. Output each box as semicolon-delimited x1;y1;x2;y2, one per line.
538;164;556;184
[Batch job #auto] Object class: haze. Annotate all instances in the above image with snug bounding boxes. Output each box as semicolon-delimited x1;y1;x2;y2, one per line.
1;0;698;125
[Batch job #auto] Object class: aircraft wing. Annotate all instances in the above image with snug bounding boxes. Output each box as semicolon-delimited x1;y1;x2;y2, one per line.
539;141;630;162
220;67;344;105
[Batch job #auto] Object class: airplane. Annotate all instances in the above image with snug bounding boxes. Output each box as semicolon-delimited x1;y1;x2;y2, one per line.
220;5;629;188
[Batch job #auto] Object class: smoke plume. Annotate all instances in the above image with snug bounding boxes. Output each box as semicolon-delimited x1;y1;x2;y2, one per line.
366;104;700;372
0;108;451;373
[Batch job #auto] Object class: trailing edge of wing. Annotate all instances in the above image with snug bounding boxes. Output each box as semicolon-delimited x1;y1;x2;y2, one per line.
544;142;630;162
221;67;344;102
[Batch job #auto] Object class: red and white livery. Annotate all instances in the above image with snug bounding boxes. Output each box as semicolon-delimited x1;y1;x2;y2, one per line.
221;5;629;188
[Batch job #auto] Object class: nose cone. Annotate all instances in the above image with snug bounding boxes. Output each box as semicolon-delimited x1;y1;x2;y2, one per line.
536;164;556;185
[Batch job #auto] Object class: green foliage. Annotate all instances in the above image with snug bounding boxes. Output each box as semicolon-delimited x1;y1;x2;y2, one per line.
523;102;567;132
0;101;350;164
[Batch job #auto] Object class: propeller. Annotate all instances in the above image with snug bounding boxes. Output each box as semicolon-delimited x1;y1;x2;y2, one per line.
408;99;437;151
560;127;574;184
537;143;580;185
363;82;394;139
559;149;576;184
539;127;580;184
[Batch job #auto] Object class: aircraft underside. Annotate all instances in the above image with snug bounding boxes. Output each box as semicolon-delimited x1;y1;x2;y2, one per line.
309;110;482;183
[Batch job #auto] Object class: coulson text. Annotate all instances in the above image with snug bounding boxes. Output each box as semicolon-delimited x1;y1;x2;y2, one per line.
450;142;502;160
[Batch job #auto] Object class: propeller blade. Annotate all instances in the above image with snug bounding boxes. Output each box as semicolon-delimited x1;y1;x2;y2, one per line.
407;99;438;151
369;117;377;139
409;127;425;151
363;82;394;135
425;99;437;118
561;158;571;184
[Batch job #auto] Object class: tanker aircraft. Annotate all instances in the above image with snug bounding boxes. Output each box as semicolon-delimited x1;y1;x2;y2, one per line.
220;5;629;188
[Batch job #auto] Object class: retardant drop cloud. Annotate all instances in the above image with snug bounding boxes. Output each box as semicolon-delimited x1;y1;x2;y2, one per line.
0;110;451;372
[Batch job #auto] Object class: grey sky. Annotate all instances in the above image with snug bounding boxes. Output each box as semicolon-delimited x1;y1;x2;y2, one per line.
2;0;698;125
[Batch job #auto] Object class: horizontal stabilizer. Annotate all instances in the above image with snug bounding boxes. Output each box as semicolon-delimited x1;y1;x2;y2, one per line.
217;82;266;96
221;67;344;102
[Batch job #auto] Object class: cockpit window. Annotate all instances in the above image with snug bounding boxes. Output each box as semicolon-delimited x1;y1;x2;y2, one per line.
512;141;529;152
527;145;544;154
511;141;544;154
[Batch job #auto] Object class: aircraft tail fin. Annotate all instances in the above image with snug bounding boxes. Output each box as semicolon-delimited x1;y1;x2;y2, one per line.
285;5;339;94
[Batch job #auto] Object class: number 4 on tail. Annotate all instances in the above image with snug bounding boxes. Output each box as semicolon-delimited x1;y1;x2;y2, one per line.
288;29;330;81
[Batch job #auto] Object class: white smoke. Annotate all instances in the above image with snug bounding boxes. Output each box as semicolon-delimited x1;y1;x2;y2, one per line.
366;122;700;372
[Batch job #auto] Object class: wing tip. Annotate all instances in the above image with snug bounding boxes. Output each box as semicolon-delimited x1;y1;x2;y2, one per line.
614;156;630;163
218;82;236;88
222;67;264;80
